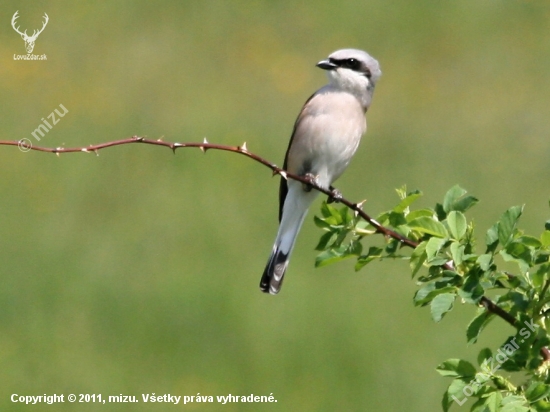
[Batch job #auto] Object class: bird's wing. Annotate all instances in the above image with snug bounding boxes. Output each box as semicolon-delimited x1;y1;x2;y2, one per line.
278;92;318;222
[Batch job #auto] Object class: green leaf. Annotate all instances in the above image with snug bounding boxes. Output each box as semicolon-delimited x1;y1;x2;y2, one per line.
443;185;467;213
531;399;550;411
497;205;524;247
313;215;333;230
467;311;494;344
500;395;529;412
393;190;423;213
541;231;550;248
450;242;464;266
452;195;479;214
431;292;456;322
315;247;347;268
486;223;499;251
477;254;493;271
477;348;493;368
442;378;470;412
483;391;503;412
470;390;502;412
436;359;477;378
414;284;457;306
406;208;435;222
410;241;427;278
320;202;343;224
315;231;337;251
339;206;350;224
354;247;383;271
408;216;449;238
447;211;467;240
426;237;447;262
388;211;407;227
458;273;485;304
532;263;550;288
525;381;550;403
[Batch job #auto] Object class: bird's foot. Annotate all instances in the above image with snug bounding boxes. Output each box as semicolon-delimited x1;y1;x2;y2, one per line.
302;173;319;192
327;187;342;203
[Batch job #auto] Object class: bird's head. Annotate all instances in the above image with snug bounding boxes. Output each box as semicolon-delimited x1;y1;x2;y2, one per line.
317;49;381;108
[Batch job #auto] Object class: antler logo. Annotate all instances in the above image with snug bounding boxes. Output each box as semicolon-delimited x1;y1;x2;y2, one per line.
11;11;49;54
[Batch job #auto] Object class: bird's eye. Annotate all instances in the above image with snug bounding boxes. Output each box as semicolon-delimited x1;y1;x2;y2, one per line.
344;58;359;70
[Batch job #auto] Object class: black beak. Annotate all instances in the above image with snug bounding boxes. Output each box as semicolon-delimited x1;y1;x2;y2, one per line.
316;59;338;71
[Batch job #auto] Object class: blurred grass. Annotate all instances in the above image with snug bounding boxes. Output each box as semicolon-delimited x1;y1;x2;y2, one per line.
1;1;550;411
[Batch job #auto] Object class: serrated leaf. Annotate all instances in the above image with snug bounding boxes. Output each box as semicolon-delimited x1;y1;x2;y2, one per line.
437;359;477;378
409;216;449;238
431;292;456;322
447;211;467;240
498;205;524;247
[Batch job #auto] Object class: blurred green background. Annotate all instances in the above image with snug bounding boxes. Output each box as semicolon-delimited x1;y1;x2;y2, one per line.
1;1;550;411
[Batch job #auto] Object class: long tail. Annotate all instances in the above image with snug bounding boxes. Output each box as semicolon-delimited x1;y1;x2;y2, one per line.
260;185;317;294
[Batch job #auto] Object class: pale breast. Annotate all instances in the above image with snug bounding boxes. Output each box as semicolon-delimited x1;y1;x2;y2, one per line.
286;89;366;187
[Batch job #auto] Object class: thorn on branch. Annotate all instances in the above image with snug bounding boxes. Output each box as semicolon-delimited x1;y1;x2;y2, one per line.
201;138;209;153
239;142;248;152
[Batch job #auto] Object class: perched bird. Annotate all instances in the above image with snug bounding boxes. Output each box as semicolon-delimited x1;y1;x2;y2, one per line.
260;48;381;295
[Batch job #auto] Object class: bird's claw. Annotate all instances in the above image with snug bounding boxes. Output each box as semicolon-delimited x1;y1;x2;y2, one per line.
302;173;318;192
328;187;342;203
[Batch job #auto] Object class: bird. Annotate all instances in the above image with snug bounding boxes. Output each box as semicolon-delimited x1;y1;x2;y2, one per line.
259;48;381;295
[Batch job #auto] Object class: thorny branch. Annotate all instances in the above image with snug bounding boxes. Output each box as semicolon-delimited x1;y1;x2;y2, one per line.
1;136;549;361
